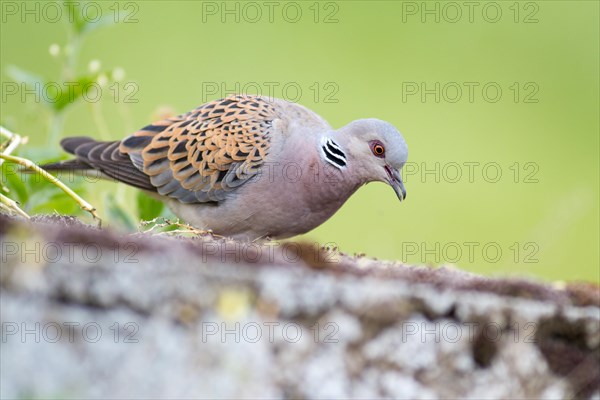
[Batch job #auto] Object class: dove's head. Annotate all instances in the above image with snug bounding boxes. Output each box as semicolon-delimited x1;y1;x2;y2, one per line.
331;118;408;201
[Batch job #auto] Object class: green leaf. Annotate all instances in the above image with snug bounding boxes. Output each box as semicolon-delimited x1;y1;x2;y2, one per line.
0;144;94;217
63;0;87;34
24;177;84;214
5;67;107;112
5;65;46;87
65;0;121;35
0;146;80;211
1;162;28;204
51;75;97;112
30;193;82;215
5;65;49;109
136;191;164;221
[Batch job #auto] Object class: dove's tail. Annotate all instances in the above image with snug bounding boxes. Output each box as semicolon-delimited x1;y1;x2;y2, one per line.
41;137;102;173
40;136;155;191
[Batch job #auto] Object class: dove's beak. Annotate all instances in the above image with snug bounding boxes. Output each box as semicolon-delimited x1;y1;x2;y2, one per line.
385;165;406;201
384;165;406;201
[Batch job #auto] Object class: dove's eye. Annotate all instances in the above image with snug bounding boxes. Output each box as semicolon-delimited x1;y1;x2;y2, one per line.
370;141;385;158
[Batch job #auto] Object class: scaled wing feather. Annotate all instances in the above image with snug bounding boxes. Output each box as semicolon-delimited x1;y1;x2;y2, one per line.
119;95;280;203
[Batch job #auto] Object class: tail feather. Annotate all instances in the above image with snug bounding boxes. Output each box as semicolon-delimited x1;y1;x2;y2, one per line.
42;159;95;171
39;136;156;192
61;136;96;154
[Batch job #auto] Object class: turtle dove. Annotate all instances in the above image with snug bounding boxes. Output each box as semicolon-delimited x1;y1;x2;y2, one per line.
45;95;408;240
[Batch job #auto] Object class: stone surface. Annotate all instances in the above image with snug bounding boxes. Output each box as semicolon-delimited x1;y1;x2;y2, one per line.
1;214;599;399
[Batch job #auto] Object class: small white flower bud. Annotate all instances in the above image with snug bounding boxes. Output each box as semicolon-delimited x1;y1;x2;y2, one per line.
89;59;101;73
97;74;108;87
49;44;60;57
112;67;125;82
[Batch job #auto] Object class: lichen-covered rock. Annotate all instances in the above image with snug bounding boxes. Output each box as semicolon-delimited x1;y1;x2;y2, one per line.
1;214;598;399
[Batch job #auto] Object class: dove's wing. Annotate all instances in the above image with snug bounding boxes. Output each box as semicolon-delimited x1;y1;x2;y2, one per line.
120;95;281;203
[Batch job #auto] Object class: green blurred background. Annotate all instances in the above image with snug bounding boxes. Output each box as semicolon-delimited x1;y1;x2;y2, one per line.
1;1;598;282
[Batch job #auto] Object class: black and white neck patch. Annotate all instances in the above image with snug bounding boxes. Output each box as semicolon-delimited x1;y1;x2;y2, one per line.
321;137;347;169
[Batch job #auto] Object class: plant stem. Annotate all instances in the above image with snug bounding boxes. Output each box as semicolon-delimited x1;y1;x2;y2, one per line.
0;127;23;166
0;153;101;223
0;193;30;219
48;25;81;145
